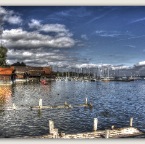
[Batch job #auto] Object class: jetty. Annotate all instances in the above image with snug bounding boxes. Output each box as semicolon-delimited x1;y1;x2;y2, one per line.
30;118;144;139
31;98;93;110
0;98;92;111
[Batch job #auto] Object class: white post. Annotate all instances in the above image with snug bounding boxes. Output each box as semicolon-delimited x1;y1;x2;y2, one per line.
39;98;42;109
130;117;133;127
105;130;110;139
94;118;98;131
49;120;54;134
64;101;67;105
85;97;88;105
111;125;114;129
13;103;16;110
53;128;58;138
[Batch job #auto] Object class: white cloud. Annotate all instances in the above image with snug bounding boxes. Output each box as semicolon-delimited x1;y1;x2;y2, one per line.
135;61;145;66
0;6;7;15
6;49;72;67
28;19;41;29
22;52;33;56
40;24;68;33
0;6;22;25
4;15;22;24
28;19;72;37
2;28;75;48
111;65;130;70
81;34;88;40
75;63;97;68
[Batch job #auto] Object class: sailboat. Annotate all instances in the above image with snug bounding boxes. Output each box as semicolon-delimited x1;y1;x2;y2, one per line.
101;67;113;82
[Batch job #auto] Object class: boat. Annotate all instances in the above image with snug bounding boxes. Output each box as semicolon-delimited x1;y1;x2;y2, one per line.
40;79;48;85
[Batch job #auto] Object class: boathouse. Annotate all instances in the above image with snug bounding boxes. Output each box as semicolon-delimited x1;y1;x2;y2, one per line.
0;67;14;81
12;66;52;78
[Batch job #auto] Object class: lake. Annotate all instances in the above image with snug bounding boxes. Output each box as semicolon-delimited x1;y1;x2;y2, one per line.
0;80;145;138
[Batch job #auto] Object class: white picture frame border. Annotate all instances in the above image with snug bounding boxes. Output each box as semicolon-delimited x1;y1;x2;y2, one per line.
0;1;145;144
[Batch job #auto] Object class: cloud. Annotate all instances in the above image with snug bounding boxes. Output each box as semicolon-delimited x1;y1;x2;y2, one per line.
7;49;77;67
135;61;145;66
111;65;130;70
28;19;41;29
2;28;75;49
124;45;136;48
118;34;145;41
0;6;22;25
86;7;117;25
95;30;123;38
28;19;72;38
81;34;88;40
129;17;145;24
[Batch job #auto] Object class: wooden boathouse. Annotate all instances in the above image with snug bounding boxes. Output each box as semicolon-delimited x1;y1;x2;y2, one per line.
0;67;14;81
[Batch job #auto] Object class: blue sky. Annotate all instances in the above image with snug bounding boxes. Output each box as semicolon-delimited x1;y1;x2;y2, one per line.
1;6;145;68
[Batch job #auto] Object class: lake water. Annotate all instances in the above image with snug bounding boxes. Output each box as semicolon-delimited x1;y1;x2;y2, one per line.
0;80;145;138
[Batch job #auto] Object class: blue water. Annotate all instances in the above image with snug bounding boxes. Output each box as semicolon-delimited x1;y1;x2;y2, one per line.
0;80;145;138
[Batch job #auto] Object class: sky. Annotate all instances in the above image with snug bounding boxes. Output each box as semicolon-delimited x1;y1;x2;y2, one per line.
1;6;145;69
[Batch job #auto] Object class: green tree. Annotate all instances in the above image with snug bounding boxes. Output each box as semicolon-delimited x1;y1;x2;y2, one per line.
0;46;7;67
11;61;26;66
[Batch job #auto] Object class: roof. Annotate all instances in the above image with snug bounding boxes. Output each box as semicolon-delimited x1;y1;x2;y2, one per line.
0;67;14;75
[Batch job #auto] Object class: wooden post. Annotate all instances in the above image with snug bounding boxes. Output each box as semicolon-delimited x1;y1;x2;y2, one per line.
93;118;98;131
39;98;42;109
105;130;110;139
85;97;88;105
53;128;58;138
13;103;16;110
61;132;65;138
64;101;67;105
130;117;133;127
111;125;114;129
49;120;54;134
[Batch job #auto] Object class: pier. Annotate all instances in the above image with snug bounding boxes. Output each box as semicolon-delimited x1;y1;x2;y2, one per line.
31;118;144;139
0;98;93;111
31;98;93;110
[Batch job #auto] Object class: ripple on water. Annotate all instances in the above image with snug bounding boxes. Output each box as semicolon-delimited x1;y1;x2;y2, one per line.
0;80;145;137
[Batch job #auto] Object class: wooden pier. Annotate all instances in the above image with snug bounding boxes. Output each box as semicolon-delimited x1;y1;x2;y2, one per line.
31;117;144;139
30;98;93;110
0;98;92;111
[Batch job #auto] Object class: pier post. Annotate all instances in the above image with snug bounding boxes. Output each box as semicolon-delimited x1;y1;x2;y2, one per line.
53;128;58;138
85;98;88;105
111;125;114;129
130;117;133;127
39;98;42;109
64;101;67;105
60;132;66;138
105;130;110;139
93;118;98;131
13;103;16;110
49;120;54;134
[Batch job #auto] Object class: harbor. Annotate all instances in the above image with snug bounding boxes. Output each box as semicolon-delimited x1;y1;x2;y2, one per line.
1;5;145;139
0;80;145;138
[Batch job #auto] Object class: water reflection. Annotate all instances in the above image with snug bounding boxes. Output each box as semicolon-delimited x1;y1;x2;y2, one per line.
0;81;145;137
0;85;13;107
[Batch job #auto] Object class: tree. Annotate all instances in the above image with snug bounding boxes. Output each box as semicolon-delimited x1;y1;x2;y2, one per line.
0;46;7;67
11;61;26;66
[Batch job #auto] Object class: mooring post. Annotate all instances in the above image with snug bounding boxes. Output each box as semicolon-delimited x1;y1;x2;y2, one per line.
60;132;66;138
105;130;110;139
111;125;114;130
85;97;88;105
64;101;67;105
53;128;58;138
49;120;54;134
13;103;16;110
93;118;98;131
39;98;42;109
130;117;133;127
